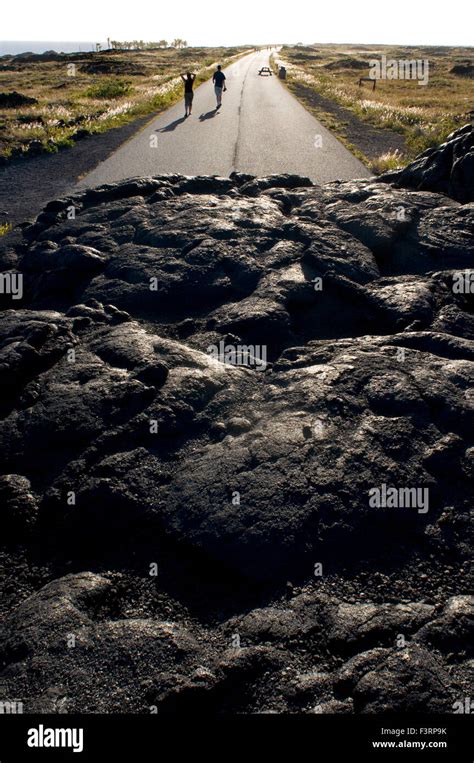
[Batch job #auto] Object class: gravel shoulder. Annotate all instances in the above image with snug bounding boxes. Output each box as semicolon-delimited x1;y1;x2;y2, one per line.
288;81;407;162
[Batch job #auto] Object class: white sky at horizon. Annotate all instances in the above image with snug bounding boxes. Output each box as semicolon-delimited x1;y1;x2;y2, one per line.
2;0;474;47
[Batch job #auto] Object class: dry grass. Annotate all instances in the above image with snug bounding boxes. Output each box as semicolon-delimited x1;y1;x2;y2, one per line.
369;149;405;174
277;44;474;166
0;222;13;236
0;46;251;160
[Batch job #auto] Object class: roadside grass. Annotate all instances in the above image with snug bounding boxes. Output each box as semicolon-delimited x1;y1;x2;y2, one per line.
0;46;252;160
275;44;473;169
369;149;404;174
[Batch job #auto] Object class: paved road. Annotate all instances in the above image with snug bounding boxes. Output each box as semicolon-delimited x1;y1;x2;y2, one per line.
77;50;370;188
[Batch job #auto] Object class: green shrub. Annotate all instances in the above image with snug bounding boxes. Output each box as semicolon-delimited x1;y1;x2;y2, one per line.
406;119;459;155
85;80;132;99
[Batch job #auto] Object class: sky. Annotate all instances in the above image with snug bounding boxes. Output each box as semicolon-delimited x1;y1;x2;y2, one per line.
2;0;474;47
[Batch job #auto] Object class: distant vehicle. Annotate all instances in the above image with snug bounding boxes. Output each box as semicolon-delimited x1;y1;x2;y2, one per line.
258;66;273;76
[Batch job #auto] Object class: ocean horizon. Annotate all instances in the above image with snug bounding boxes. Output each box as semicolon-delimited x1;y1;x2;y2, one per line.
0;41;108;56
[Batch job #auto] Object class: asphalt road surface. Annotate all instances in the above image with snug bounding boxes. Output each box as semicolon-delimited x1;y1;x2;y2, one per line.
77;50;370;188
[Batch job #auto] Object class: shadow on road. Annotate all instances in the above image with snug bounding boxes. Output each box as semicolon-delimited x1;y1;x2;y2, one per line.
156;117;187;133
199;110;219;122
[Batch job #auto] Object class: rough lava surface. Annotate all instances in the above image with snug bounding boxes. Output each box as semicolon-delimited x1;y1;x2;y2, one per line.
0;127;472;714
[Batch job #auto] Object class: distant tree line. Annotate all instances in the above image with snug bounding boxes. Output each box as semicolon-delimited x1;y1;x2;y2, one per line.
106;39;188;50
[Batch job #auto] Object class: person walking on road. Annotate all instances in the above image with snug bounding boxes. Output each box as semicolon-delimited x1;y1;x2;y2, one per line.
212;65;226;109
181;72;196;117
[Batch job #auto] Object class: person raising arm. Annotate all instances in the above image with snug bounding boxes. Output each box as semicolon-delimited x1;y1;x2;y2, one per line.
181;72;196;117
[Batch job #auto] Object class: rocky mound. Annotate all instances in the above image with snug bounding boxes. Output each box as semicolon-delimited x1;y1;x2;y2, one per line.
13;50;64;62
0;141;472;713
380;124;474;203
324;58;368;70
450;64;474;78
0;91;38;108
80;60;146;76
290;52;323;61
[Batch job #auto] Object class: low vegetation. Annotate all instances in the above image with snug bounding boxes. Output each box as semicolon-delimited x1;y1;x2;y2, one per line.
84;79;133;99
0;45;251;161
0;221;13;236
369;149;405;174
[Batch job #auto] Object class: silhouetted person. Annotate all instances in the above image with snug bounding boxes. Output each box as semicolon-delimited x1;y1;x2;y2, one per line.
212;65;226;108
181;72;196;117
